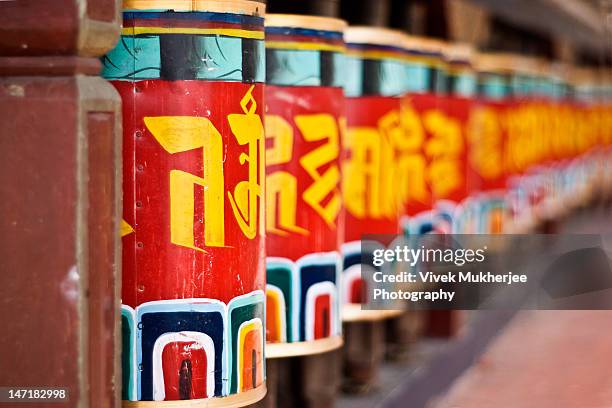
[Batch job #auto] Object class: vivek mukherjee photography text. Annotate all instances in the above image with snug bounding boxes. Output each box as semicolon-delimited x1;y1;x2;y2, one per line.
358;234;612;310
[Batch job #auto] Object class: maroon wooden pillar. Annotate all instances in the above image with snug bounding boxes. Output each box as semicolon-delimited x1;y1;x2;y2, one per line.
0;2;122;407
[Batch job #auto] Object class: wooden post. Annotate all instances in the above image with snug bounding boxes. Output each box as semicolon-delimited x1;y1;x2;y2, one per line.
385;309;426;362
342;321;385;393
255;351;342;408
0;1;123;406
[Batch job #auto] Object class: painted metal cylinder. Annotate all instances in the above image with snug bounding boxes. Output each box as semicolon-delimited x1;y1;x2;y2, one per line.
341;26;407;320
399;39;470;337
441;43;477;234
102;0;267;405
468;53;512;234
504;56;541;228
531;61;576;222
571;67;607;205
264;14;346;358
399;36;452;235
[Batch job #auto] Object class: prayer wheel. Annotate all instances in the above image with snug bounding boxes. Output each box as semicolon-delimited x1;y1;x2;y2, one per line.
341;26;408;392
420;42;476;338
399;36;449;235
264;13;345;359
442;43;478;234
102;0;267;405
467;52;513;234
257;13;346;408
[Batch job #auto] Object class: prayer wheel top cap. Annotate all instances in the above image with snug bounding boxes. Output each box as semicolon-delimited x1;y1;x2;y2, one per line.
495;54;534;76
402;35;446;56
443;43;475;64
265;14;347;32
550;61;571;81
511;55;542;77
570;66;597;86
571;67;611;91
123;0;265;15
344;26;409;48
474;52;516;74
535;58;553;77
594;67;611;86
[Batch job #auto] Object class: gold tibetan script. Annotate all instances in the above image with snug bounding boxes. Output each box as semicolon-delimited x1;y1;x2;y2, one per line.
144;86;263;250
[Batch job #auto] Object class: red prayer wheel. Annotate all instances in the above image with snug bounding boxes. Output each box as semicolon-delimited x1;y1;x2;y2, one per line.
341;26;406;318
264;13;346;358
439;43;478;234
102;0;267;405
467;52;513;234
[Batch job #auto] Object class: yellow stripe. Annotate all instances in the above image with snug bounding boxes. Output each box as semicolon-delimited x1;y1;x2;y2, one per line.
407;55;447;69
447;66;474;76
265;41;345;53
347;49;446;68
122;26;264;40
346;49;404;62
120;219;134;237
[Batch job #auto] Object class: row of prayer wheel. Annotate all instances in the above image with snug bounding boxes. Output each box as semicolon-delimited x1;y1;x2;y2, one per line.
2;0;609;407
102;1;612;406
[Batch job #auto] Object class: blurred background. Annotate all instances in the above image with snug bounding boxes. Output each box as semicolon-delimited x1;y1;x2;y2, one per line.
267;0;612;69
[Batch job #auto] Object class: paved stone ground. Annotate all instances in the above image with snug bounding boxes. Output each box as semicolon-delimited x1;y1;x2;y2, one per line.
434;206;612;407
337;311;517;408
433;310;612;408
337;340;447;408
